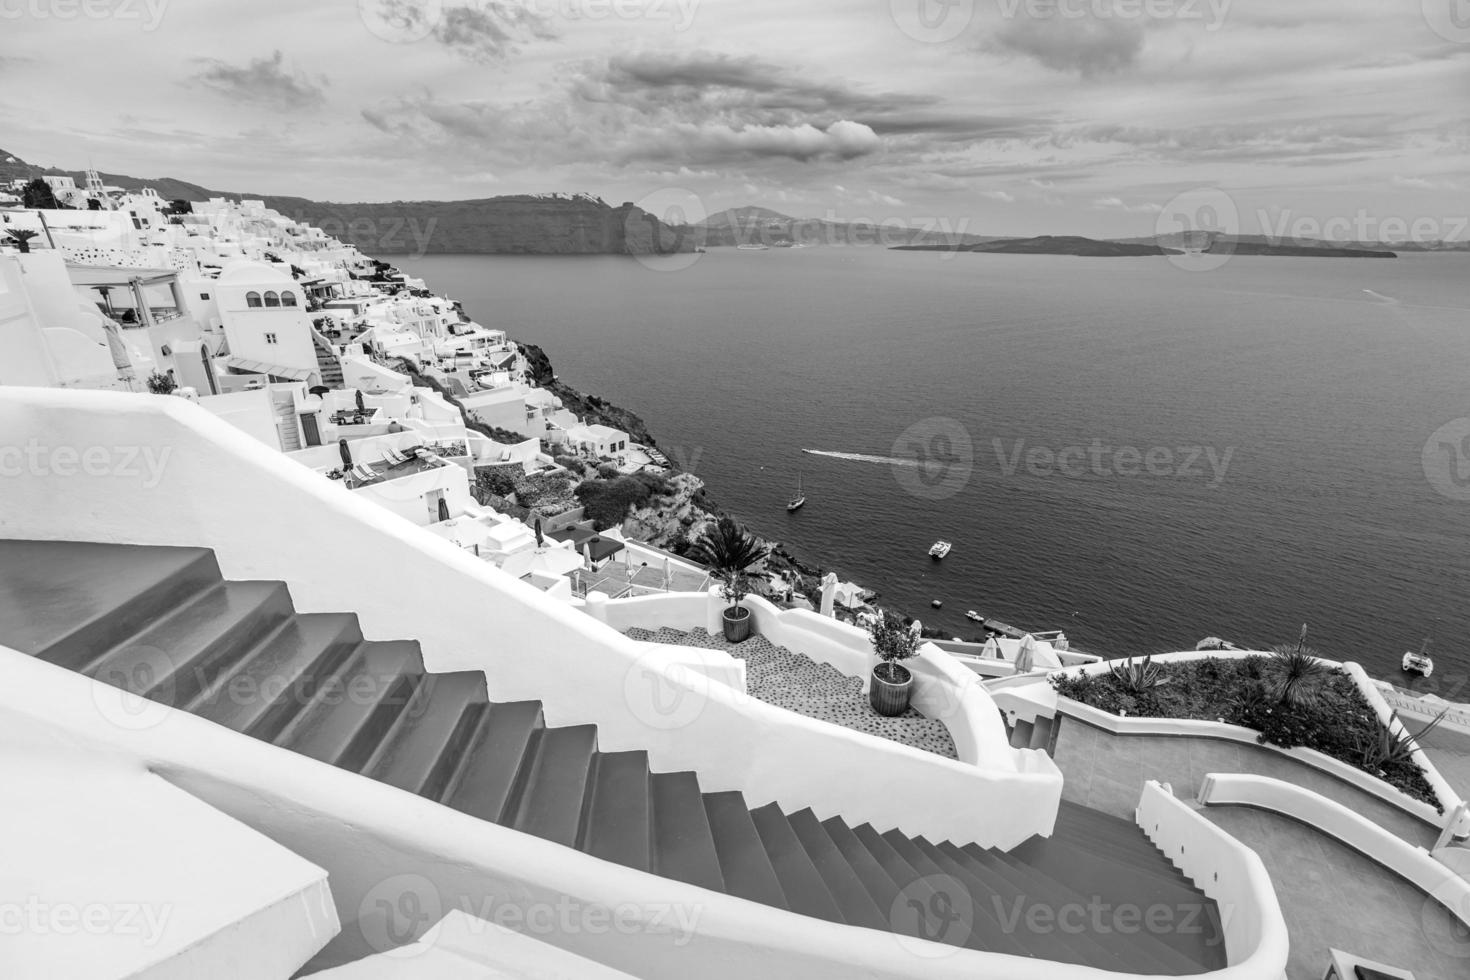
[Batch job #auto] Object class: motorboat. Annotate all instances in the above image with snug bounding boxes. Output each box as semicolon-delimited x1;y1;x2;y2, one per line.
1403;639;1434;677
966;611;983;623
929;540;952;559
736;243;770;251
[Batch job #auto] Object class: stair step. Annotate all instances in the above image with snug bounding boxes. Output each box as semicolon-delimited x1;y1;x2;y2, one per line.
86;581;293;706
508;725;598;848
878;828;1029;956
1010;719;1034;749
362;672;487;798
279;640;424;769
818;818;916;934
1009;835;1226;969
1047;823;1195;887
651;772;725;893
922;838;1115;967
187;613;362;741
5;542;221;670
580;751;652;873
786;809;889;931
751;804;844;924
443;700;544;824
703;792;788;910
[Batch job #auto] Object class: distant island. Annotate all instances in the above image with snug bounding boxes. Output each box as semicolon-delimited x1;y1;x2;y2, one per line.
893;236;1181;257
0;148;1450;259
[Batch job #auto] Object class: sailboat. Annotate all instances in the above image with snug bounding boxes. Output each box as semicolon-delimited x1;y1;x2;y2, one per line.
787;473;807;512
1402;637;1435;677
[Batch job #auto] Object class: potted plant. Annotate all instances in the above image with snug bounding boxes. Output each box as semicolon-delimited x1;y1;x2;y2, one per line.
688;516;768;643
868;610;921;716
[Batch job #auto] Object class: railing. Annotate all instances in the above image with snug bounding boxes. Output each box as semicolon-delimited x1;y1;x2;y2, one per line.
1135;781;1290;974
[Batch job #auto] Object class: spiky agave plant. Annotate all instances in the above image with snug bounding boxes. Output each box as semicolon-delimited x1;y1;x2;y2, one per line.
1108;655;1168;695
1357;708;1450;772
1268;623;1330;709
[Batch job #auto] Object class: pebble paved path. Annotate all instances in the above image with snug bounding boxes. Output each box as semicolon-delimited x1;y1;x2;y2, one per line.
627;625;958;759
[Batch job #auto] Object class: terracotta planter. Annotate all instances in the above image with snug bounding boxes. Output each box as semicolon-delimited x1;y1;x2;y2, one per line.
870;663;913;716
722;606;753;643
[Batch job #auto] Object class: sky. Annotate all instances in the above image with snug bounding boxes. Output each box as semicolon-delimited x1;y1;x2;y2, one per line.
1;0;1468;238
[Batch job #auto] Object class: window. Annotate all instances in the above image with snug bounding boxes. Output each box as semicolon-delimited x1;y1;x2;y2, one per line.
246;291;263;308
199;292;210;301
264;291;281;308
281;291;298;307
264;332;278;345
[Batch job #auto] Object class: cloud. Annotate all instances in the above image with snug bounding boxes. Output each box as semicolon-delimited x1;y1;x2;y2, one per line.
981;190;1016;202
192;51;327;109
432;2;555;62
1392;174;1458;190
1092;196;1163;212
991;15;1146;76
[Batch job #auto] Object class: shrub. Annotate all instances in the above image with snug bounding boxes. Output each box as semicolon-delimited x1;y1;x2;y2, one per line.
686;516;769;611
575;476;660;530
146;371;177;395
475;467;518;498
596;462;620;479
867;609;921;683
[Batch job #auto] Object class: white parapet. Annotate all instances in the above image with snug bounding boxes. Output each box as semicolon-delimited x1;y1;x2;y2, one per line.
1;745;339;979
305;911;643;979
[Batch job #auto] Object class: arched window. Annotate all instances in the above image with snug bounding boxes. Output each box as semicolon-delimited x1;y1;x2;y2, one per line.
264;291;281;308
245;291;262;308
280;291;298;308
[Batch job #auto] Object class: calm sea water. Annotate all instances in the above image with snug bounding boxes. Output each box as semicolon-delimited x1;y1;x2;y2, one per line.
398;248;1470;691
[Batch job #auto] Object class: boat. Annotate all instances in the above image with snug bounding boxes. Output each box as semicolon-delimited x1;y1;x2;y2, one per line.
736;243;769;251
929;540;952;559
931;599;943;609
786;473;806;512
966;611;983;623
1402;638;1434;678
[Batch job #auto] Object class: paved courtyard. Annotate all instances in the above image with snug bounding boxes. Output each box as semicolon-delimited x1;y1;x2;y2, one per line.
627;626;957;759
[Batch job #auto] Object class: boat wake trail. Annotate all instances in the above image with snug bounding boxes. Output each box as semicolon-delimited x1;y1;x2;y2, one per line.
1363;289;1400;305
804;449;919;467
803;449;962;468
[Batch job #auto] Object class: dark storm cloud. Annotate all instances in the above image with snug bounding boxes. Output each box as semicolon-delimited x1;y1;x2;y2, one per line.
192;51;328;109
432;1;556;62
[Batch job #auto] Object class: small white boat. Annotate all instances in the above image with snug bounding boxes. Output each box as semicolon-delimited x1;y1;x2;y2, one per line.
966;611;983;623
931;599;943;609
929;540;952;559
737;243;770;251
1403;639;1434;677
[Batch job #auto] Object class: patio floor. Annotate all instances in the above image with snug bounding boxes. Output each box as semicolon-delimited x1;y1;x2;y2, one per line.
627;626;957;759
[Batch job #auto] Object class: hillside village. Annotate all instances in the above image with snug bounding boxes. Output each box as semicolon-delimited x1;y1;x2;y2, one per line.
0;170;833;605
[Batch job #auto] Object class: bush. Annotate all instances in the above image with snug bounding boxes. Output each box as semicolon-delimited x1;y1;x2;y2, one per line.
596;462;620;479
575;476;661;530
475;467;518;498
1053;656;1441;808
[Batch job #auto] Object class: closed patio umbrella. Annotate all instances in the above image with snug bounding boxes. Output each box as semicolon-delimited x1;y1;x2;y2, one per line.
338;438;352;469
1014;634;1038;675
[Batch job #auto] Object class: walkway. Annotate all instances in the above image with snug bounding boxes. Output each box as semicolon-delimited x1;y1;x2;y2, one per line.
627;626;957;759
1203;807;1470;979
1052;714;1441;849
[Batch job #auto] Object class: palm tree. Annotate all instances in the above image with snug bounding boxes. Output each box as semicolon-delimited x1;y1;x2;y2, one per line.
4;229;39;254
1268;623;1330;709
687;516;768;642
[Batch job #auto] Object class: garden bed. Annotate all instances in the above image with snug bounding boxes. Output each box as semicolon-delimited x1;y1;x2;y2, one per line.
1053;655;1441;809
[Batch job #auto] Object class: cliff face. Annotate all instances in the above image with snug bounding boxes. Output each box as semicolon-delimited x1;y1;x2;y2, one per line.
267;195;694;256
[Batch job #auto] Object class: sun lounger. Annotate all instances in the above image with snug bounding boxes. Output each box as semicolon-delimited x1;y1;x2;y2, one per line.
351;463;377;483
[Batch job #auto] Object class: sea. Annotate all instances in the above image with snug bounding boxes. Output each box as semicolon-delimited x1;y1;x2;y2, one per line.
397;247;1470;694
